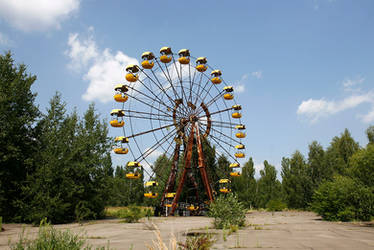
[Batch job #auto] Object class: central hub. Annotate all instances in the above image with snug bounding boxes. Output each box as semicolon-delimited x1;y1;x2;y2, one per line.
189;115;198;123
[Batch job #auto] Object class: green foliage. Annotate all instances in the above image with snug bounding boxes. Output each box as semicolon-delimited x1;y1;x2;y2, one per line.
232;158;257;208
366;125;374;145
281;151;313;209
10;219;86;250
21;95;112;224
106;206;151;223
312;176;374;221
266;199;287;212
324;129;359;177
0;52;40;221
0;216;2;231
350;144;374;187
178;232;215;250
208;193;246;229
256;161;282;208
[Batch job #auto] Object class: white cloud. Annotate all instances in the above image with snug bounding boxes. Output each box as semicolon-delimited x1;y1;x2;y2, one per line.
234;74;248;93
297;77;374;123
251;71;262;79
65;28;139;103
0;0;80;32
342;76;364;92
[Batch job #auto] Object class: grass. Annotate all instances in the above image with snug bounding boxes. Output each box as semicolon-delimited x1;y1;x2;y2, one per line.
104;206;153;223
8;219;111;250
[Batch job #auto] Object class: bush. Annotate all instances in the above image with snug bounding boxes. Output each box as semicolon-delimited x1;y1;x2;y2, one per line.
208;193;246;229
178;232;214;250
266;199;287;212
10;219;110;250
312;176;374;221
0;216;2;231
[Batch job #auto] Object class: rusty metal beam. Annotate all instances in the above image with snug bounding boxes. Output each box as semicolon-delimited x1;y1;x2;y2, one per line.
170;125;195;215
195;122;214;202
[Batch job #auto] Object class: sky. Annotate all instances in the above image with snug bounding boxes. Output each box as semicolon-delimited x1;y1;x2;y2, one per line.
1;0;373;178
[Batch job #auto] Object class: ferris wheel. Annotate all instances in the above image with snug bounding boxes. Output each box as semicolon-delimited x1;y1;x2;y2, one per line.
110;47;246;215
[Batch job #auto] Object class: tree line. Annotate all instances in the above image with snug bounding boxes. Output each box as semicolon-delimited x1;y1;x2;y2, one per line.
1;52;373;224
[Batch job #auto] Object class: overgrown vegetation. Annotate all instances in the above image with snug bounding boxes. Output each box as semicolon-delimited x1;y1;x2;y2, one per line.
208;193;246;229
178;232;215;250
9;219;109;250
266;199;287;212
105;206;152;223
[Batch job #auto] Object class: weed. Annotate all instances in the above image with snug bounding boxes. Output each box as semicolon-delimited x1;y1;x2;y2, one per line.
8;218;110;250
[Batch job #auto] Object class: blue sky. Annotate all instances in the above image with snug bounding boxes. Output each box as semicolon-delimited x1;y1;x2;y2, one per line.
1;0;373;177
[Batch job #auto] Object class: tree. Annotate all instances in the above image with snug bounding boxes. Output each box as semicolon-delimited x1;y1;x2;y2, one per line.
307;141;326;188
256;161;281;208
23;96;113;223
232;158;257;208
0;52;40;221
324;129;359;176
350;144;374;187
282;151;312;209
366;125;374;145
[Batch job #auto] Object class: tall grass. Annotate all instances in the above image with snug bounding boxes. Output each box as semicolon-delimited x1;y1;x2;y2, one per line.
9;219;110;250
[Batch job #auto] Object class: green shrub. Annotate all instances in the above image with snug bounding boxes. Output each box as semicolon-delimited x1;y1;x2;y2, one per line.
0;216;2;231
178;232;214;250
312;176;374;221
266;199;287;212
208;193;246;229
9;219;110;250
117;206;144;223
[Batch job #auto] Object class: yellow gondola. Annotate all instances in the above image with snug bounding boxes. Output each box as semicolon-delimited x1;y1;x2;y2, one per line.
230;172;241;177
230;163;240;168
235;144;245;150
141;52;155;69
219;179;231;193
160;47;172;63
178;49;190;64
229;163;241;177
232;112;242;119
235;124;246;130
114;84;129;102
165;192;176;198
113;136;129;154
232;104;242;111
126;173;141;179
223;86;233;92
110;109;125;127
187;205;199;211
236;132;246;138
128;161;141;167
126;161;141;179
125;65;139;82
113;148;129;154
235;152;245;158
211;70;222;84
144;181;158;198
195;57;207;72
224;93;234;100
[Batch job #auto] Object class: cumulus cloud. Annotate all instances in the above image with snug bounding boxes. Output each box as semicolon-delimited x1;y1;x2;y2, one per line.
0;0;80;32
251;71;263;79
297;77;374;123
65;28;139;103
